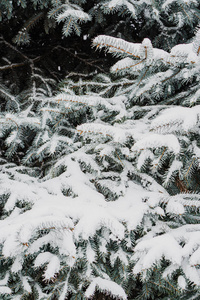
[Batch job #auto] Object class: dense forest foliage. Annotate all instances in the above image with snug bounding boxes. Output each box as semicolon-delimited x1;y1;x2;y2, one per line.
0;1;200;299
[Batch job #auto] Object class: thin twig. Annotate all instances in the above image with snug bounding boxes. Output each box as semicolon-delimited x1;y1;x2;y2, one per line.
52;45;107;73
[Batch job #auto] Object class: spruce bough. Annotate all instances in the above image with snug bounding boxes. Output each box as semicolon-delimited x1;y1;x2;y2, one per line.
0;1;200;299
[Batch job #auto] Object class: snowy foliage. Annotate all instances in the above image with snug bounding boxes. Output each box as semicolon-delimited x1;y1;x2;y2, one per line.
0;1;200;300
1;0;200;47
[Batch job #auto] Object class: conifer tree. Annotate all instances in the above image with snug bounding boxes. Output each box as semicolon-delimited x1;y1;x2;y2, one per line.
0;1;200;300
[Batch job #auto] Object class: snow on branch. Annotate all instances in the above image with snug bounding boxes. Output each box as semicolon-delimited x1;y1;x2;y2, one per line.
93;35;141;58
56;9;91;24
0;286;12;295
93;35;170;65
133;223;200;285
85;277;127;299
34;252;61;281
77;123;127;143
131;133;180;154
48;2;91;37
50;92;126;113
103;0;136;17
151;105;200;134
0;273;11;295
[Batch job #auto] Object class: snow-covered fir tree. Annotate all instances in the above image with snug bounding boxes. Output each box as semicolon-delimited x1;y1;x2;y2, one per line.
0;1;200;299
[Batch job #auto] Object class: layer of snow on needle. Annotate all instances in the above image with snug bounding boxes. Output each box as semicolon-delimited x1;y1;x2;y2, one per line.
151;106;200;133
108;182;150;231
131;133;180;154
77;123;127;143
0;286;12;295
57;9;91;22
85;277;127;299
133;234;182;273
0;274;11;294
